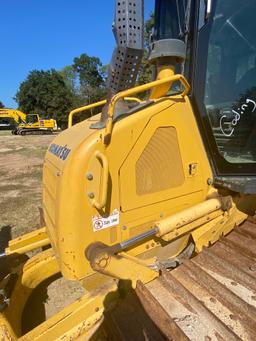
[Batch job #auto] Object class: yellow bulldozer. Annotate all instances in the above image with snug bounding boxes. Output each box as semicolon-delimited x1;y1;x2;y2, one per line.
0;109;57;135
1;0;256;339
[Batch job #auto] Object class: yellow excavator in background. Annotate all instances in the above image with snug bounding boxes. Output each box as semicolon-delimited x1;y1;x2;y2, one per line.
0;0;256;339
0;109;57;135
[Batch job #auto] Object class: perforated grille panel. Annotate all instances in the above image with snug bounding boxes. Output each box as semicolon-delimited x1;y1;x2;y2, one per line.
136;127;185;195
108;0;144;92
108;47;142;92
115;0;143;49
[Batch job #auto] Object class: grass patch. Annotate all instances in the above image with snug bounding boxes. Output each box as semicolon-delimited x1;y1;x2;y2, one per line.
0;134;55;238
29;168;43;180
12;167;43;182
0;169;8;177
0;149;19;155
0;147;47;158
0;131;12;136
0;184;27;192
0;193;42;237
18;147;47;159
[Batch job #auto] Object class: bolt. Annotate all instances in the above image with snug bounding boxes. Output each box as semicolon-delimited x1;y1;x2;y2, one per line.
86;173;93;181
98;258;108;268
95;253;109;268
207;178;213;185
122;225;127;231
88;192;95;199
160;212;164;218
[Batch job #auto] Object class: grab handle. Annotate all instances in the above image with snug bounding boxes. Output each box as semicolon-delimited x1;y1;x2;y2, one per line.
91;151;109;210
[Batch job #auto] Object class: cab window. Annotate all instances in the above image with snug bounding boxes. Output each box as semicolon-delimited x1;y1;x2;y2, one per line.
26;115;39;124
204;0;256;164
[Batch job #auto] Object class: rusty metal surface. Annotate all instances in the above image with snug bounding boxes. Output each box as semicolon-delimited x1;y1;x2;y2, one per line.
135;280;189;340
101;285;169;341
98;219;256;340
146;218;256;340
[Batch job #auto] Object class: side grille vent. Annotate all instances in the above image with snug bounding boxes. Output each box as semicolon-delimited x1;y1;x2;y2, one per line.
136;127;184;195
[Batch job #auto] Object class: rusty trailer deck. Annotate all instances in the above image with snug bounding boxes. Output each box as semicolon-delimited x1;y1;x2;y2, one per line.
100;218;256;340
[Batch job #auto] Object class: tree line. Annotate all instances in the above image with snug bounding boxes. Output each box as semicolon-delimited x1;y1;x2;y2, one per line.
1;14;153;128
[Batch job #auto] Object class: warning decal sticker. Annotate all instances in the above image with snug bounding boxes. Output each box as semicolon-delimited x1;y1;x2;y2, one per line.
92;209;119;232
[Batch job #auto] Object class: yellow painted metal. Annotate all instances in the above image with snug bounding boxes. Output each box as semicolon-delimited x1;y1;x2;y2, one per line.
118;98;205;213
192;204;247;252
90;151;109;210
19;283;117;341
0;250;117;340
0;109;27;123
43;89;213;281
161;209;223;241
90;248;158;288
150;65;175;99
0;249;59;337
104;73;190;141
156;197;223;237
1;66;252;340
0;109;57;131
5;227;50;256
123;97;142;103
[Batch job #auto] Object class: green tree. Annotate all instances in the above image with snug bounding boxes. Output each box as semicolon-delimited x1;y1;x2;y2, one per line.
15;70;75;128
73;53;107;104
138;12;154;85
0;101;4;108
59;65;77;94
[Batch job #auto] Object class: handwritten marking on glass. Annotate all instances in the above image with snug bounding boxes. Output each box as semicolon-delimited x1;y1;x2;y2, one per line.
220;99;256;137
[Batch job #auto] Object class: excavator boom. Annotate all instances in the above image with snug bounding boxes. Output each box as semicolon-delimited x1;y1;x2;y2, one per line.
0;108;57;135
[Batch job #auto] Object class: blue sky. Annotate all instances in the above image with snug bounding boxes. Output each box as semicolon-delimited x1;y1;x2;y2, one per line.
0;0;153;108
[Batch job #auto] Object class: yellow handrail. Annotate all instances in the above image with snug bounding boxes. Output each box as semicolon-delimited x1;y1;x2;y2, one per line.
123;97;142;104
68;97;142;128
68;100;107;128
104;74;190;144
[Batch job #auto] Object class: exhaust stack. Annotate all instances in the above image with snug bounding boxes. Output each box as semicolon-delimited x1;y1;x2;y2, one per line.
92;0;144;129
149;0;188;98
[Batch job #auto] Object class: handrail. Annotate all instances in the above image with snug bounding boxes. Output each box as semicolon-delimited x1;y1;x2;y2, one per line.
68;97;142;128
104;74;190;144
123;97;142;104
68;100;107;128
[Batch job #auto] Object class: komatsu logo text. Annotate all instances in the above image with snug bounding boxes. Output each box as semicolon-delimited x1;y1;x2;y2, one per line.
49;144;71;161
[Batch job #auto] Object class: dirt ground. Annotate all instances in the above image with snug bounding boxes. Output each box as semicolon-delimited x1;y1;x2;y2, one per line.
0;131;54;238
0;131;85;321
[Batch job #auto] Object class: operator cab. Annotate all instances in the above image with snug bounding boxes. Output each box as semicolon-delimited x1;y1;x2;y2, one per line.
154;0;256;192
194;0;256;192
203;0;256;165
26;114;39;125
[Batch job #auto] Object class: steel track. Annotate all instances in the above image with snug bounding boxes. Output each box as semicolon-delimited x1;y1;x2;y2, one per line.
98;218;256;340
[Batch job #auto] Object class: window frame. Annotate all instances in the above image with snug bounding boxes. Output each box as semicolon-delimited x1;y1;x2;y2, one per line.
190;0;256;176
